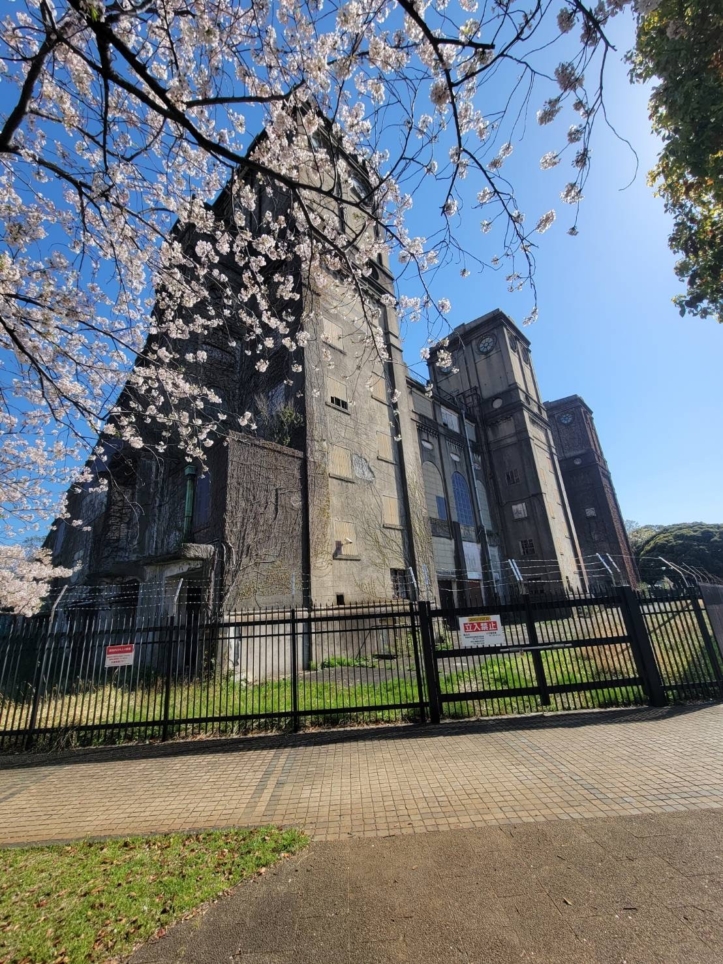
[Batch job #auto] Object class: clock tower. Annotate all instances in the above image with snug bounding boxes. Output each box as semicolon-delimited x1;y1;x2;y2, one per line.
545;395;637;587
430;309;586;593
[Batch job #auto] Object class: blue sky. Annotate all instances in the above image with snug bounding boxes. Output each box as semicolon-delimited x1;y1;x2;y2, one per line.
1;4;719;533
400;15;722;528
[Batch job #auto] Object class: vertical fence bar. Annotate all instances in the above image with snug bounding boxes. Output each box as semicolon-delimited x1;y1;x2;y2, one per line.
690;592;723;696
290;608;299;732
409;600;427;724
618;587;667;707
418;601;441;725
24;615;50;751
524;595;550;706
161;616;175;742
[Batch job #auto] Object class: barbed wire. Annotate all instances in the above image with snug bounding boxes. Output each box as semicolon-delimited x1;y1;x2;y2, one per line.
32;548;719;622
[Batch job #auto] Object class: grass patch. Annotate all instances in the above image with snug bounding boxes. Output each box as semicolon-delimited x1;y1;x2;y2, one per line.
315;655;377;669
438;645;645;717
0;826;307;964
1;671;425;748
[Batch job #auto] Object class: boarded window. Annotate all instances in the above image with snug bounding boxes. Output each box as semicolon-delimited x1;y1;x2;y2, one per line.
463;542;482;579
329;445;353;480
422;460;447;520
440;407;460;432
512;502;528;520
382;495;401;528
371;373;387;403
333;521;357;558
328;376;348;411
377;431;394;462
322;318;343;350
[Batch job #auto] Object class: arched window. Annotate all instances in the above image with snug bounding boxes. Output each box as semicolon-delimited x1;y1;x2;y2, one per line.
452;472;475;527
422;460;447;521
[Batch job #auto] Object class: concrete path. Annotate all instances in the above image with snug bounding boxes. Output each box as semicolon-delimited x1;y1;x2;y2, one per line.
3;705;723;963
129;811;723;964
1;706;723;845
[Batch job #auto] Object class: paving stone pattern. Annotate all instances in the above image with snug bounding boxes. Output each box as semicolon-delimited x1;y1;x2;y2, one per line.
1;705;723;845
128;810;723;964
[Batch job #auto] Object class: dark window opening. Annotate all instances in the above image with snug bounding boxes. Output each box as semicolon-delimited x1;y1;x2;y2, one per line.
520;539;536;557
330;395;348;411
505;468;521;485
438;580;456;626
336;593;345;606
184;584;203;671
124;579;140;614
390;569;409;600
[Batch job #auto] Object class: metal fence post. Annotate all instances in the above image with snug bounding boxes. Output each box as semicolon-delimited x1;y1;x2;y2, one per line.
690;592;723;695
290;608;299;732
409;600;426;724
418;600;441;725
161;616;175;742
617;586;667;707
523;594;550;706
25;615;51;751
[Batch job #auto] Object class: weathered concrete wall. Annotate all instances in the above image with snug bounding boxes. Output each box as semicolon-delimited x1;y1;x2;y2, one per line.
222;433;306;611
302;265;434;606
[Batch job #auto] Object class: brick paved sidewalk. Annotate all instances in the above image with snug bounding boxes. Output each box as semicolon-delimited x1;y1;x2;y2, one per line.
1;705;723;845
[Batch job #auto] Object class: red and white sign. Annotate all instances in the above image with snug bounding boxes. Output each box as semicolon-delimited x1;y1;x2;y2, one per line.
458;614;506;647
105;644;135;668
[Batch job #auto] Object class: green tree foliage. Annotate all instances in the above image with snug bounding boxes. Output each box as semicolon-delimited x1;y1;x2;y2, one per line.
629;0;723;323
625;520;664;549
634;522;723;579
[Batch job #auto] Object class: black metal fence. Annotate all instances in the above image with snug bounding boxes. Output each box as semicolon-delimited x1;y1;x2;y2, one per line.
1;588;721;752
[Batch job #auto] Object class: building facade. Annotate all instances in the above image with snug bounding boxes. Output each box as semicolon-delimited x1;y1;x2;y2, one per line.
426;310;586;597
545;395;637;588
47;123;436;616
46;134;634;615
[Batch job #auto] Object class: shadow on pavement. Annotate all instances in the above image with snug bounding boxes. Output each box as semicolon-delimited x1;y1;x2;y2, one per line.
1;702;719;772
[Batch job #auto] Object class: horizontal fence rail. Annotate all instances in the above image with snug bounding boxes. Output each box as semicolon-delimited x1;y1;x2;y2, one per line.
1;588;722;752
428;592;646;720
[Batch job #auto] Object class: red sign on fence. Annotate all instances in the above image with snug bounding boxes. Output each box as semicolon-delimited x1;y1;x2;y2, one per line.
105;644;135;668
463;620;498;633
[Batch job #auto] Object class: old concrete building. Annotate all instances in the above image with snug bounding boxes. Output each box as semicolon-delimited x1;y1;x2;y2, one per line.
426;310;586;596
546;395;637;587
48;120;435;616
47;129;633;616
407;376;501;607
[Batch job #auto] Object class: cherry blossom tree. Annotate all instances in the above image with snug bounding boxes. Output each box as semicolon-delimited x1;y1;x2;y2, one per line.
0;0;647;598
0;544;73;615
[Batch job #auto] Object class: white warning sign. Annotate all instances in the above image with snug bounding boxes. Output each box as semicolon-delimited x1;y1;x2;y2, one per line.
105;644;135;667
458;615;506;647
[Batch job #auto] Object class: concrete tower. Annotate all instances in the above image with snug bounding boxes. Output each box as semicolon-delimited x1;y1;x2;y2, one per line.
430;310;586;593
545;395;637;587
